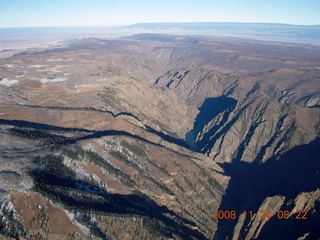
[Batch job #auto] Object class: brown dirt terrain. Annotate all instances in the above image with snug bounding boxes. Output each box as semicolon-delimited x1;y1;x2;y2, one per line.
0;33;319;239
11;192;86;239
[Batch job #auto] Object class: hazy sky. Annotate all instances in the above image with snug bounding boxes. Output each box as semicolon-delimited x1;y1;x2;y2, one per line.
1;0;319;27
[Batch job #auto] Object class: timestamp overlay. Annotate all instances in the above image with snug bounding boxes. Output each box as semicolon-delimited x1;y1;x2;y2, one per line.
212;210;308;220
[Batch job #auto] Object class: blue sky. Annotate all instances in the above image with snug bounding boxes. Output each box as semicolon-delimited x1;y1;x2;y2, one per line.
1;0;319;27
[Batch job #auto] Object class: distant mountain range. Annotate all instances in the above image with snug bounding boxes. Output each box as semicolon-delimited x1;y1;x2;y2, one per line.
124;22;320;43
0;22;319;46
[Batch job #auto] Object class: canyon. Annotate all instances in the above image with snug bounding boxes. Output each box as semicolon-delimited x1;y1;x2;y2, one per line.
0;23;320;239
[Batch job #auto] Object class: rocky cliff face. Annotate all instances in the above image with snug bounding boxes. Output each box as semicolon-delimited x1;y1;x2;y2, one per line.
149;37;320;238
1;34;320;239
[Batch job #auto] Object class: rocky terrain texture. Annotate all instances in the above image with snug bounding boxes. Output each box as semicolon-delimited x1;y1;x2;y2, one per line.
0;30;320;239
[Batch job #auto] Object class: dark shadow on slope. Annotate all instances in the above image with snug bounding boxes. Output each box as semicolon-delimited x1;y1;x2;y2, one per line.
30;155;205;240
0;104;142;121
0;119;92;133
145;126;191;149
1;118;193;153
1;102;196;151
195;96;237;133
215;137;320;240
2;119;164;149
76;129;160;146
199;100;253;155
76;129;193;157
257;200;320;240
2;119;206;237
186;96;237;151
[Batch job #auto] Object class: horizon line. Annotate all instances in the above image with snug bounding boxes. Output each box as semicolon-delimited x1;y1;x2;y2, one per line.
1;21;320;29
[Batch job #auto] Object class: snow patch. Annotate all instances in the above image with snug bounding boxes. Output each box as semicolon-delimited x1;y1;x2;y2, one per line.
27;65;42;68
0;78;18;86
48;59;62;62
39;78;66;84
36;69;61;73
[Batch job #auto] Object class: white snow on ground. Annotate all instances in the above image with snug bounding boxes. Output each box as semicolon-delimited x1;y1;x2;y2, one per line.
48;59;63;62
39;78;66;84
36;69;61;73
0;78;18;86
27;65;42;68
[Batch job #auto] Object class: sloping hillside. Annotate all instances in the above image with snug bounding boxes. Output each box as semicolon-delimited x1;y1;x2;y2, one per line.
1;33;320;239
